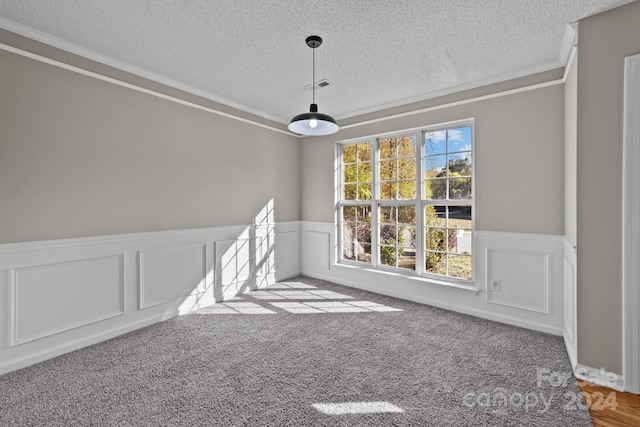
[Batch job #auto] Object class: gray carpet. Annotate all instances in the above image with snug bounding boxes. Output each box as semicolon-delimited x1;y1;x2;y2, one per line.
0;276;592;426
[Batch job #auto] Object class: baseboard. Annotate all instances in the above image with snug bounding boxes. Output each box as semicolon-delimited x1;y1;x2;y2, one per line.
275;270;303;282
0;311;178;376
574;364;625;392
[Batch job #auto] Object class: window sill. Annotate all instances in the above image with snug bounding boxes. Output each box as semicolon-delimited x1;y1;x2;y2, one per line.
332;262;479;295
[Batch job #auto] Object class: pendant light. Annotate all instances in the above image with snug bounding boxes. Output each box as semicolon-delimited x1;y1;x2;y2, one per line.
288;35;339;136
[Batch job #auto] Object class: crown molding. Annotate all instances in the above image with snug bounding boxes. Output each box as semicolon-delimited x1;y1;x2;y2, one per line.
558;23;579;67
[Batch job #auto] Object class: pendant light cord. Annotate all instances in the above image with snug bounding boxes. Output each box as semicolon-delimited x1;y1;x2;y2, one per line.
312;45;316;105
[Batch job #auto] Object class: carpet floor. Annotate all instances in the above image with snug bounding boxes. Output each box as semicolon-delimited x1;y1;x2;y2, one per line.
0;276;592;426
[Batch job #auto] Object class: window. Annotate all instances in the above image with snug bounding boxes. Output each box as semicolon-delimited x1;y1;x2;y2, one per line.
341;143;373;264
338;122;473;284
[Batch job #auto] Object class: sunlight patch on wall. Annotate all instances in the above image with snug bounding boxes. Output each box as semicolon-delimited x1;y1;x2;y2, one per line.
215;199;277;300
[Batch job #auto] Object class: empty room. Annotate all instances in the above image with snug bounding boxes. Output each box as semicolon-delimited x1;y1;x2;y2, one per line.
1;1;639;425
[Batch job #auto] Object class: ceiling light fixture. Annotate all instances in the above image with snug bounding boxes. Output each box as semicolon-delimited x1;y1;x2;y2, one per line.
288;35;339;136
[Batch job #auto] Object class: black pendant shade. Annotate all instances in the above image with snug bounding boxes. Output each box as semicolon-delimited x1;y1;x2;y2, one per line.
288;103;339;136
288;36;339;136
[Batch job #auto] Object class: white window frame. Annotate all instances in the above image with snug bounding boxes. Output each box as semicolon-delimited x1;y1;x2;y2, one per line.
337;119;475;286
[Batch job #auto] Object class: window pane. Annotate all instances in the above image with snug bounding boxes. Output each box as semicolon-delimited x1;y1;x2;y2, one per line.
397;180;416;200
356;222;371;243
425;251;446;276
344;240;371;264
379;205;394;223
424;131;447;155
425;205;446;227
448;206;472;228
448;153;472;175
425;227;447;252
342;206;356;222
449;177;472;200
358;183;372;200
401;226;416;248
342;219;356;261
424;155;446;178
343;163;357;183
357;143;372;161
357;244;372;263
380;182;397;200
397;248;415;270
356;205;370;222
380;246;397;267
342;144;356;163
398;158;416;179
397;135;416;157
342;222;356;242
449;228;472;255
447;254;472;280
425;179;446;200
447;126;472;153
342;239;356;261
379;160;396;180
397;206;416;225
446;228;458;252
379;138;396;159
380;224;397;244
358;162;372;181
344;184;357;200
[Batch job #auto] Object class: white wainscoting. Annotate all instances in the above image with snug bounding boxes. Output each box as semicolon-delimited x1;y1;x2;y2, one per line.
139;244;207;310
0;222;300;375
301;222;564;335
486;249;549;313
563;238;578;370
10;255;125;347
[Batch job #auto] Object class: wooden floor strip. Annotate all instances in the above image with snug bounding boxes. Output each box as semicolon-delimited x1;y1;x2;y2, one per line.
578;383;640;427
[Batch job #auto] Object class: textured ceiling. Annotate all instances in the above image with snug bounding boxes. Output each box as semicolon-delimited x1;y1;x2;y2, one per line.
0;1;635;124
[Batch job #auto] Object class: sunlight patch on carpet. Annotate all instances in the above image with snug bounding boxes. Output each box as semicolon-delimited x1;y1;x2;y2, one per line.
196;283;402;315
196;302;276;315
270;301;402;314
247;289;354;301
312;401;405;415
262;282;317;290
308;290;353;299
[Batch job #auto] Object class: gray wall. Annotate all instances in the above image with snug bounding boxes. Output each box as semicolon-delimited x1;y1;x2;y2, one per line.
302;74;565;236
0;34;300;244
576;0;640;374
564;53;578;247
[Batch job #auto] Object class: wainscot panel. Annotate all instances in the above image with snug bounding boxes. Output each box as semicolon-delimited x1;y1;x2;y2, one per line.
139;244;207;310
10;255;124;346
